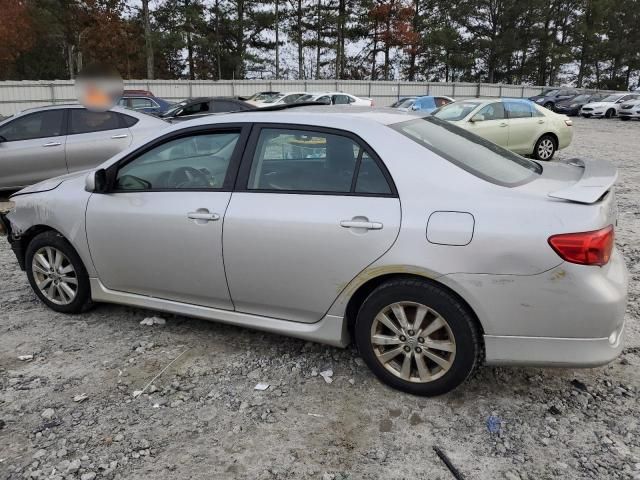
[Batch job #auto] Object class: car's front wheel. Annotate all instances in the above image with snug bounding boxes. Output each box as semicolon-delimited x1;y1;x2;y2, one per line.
533;134;556;161
605;109;615;118
354;278;481;396
25;231;93;314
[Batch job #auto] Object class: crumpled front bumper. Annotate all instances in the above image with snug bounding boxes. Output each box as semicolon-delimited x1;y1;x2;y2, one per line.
0;211;26;270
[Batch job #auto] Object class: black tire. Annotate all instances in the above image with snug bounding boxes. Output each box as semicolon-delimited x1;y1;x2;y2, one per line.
354;278;481;396
543;102;554;109
25;231;93;314
532;134;557;161
605;109;615;118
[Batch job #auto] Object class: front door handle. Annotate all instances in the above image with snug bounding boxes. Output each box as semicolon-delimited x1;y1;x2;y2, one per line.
187;211;220;222
537;119;545;124
43;141;62;147
499;122;507;127
340;220;383;230
111;134;129;139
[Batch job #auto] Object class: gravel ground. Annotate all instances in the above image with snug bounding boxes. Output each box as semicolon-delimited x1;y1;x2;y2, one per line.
1;117;639;480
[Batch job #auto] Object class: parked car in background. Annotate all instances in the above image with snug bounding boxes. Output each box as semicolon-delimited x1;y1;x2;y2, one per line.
553;93;605;116
617;99;640;121
256;92;307;107
1;107;625;396
159;97;255;122
529;88;580;109
0;105;168;190
433;98;573;160
117;90;173;116
411;96;455;113
580;93;640;118
390;96;418;108
243;91;281;106
296;92;373;106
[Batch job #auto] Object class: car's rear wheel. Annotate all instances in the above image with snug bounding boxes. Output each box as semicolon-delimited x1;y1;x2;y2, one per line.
605;109;615;118
533;134;556;161
25;231;93;314
354;278;481;396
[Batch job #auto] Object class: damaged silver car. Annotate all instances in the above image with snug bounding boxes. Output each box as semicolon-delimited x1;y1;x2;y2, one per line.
0;107;628;396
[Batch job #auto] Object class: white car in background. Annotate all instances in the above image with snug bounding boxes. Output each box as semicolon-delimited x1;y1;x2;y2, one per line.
617;99;640;121
297;92;373;106
256;92;307;108
433;98;573;160
580;93;640;118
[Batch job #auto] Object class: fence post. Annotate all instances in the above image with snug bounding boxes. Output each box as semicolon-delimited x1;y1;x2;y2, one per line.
426;83;430;95
188;81;193;98
231;81;235;97
498;85;503;97
368;81;372;98
49;83;56;104
476;83;481;98
521;85;525;98
397;81;401;101
451;83;456;98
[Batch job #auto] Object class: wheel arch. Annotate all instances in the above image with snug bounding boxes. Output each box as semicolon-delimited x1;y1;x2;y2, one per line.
9;224;61;270
343;272;486;339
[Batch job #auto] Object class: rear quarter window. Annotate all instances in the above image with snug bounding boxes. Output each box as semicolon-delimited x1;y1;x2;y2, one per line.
391;117;541;187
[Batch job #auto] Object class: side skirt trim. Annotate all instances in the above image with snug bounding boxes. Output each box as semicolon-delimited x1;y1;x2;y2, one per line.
90;278;349;347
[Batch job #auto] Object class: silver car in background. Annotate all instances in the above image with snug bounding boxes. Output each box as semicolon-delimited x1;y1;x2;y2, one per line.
0;107;627;396
0;105;168;190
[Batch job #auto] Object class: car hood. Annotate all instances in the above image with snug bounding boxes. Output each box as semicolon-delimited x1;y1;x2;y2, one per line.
582;101;615;109
11;170;90;197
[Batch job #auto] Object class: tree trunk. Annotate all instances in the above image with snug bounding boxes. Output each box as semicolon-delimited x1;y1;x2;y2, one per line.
215;0;221;80
316;0;321;79
275;0;280;79
297;0;303;79
185;0;195;80
407;0;419;81
142;0;154;80
371;17;378;80
235;0;245;80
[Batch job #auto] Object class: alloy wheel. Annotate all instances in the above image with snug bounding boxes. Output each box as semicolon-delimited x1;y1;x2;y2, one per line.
370;301;456;383
31;246;78;305
537;138;555;160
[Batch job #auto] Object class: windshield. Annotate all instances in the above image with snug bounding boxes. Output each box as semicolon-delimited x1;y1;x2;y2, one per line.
263;95;285;104
570;95;589;102
391;117;541;187
296;94;316;102
601;94;623;102
434;102;481;121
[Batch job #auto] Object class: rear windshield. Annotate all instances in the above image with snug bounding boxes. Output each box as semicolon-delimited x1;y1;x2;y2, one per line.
391;117;541;187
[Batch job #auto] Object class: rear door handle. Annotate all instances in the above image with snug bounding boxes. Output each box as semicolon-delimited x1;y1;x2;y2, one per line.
43;141;61;147
187;212;220;221
111;134;129;139
340;220;383;230
537;119;545;124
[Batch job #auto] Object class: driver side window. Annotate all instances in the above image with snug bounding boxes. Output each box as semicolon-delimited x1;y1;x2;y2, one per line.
115;132;240;191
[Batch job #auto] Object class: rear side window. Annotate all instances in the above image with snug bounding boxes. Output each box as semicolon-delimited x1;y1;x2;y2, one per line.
247;128;393;195
69;110;121;134
0;110;64;141
505;101;533;118
391;117;541;187
119;114;139;127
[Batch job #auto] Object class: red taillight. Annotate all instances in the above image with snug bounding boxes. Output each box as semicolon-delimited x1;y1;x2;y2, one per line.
548;225;614;266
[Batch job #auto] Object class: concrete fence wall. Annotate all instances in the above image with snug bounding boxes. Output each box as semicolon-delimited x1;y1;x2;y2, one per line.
0;79;620;116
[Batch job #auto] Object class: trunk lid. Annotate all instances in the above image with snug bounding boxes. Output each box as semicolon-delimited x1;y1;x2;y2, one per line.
520;157;618;205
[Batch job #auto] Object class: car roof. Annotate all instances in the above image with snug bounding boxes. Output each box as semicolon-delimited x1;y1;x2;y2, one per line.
164;106;425;130
11;103;159;119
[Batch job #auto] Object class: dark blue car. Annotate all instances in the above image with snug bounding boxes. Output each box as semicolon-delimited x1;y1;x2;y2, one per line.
117;90;173;115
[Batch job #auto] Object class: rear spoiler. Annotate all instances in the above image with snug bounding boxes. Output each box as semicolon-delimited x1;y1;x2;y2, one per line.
548;158;618;204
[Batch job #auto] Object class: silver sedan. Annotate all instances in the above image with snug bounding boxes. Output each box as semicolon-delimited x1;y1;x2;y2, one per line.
0;105;168;190
0;107;628;396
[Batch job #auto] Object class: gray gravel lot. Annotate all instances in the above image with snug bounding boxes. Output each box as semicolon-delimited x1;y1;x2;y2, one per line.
1;117;639;480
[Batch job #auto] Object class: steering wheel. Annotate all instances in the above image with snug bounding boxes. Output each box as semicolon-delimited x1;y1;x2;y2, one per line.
167;166;210;188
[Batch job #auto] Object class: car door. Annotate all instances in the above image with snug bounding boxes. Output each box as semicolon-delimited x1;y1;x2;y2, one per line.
86;126;249;308
465;102;508;147
65;109;132;173
223;125;401;323
0;109;67;189
505;101;542;154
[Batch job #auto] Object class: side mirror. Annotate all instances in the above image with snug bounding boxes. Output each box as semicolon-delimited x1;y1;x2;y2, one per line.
85;169;107;193
470;113;485;122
